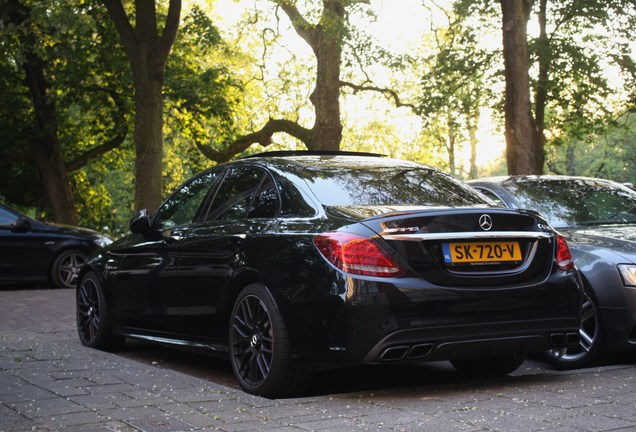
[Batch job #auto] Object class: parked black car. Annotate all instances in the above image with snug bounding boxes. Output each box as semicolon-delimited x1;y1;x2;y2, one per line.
468;176;636;369
0;203;112;288
77;152;582;397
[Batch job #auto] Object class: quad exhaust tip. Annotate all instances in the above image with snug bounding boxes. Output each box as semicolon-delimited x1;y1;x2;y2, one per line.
378;343;435;362
550;332;580;348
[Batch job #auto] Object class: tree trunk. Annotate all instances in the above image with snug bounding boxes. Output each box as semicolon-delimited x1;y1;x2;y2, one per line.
216;0;372;158
103;0;181;213
132;78;164;213
22;50;77;224
7;1;77;224
533;0;549;173
500;0;542;175
31;151;77;225
447;115;457;176
566;143;576;175
309;2;344;151
468;111;480;179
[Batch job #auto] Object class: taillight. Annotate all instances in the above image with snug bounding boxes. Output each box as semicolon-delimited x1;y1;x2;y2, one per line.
313;232;404;277
556;234;575;271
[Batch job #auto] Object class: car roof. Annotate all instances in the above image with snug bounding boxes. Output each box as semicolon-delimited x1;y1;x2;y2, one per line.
468;175;621;186
230;151;426;174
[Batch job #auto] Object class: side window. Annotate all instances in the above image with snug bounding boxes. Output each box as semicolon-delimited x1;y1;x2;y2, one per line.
207;167;278;221
0;208;18;226
156;171;219;229
248;175;277;219
475;188;507;207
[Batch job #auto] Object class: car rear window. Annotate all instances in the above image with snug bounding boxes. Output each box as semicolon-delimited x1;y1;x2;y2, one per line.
506;179;636;227
300;165;487;207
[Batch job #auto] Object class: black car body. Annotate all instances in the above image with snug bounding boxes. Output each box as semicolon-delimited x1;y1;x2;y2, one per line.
0;203;112;288
469;176;636;369
77;153;582;397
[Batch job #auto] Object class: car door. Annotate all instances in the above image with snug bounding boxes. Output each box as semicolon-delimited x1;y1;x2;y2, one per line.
0;207;51;284
164;166;279;341
111;171;221;332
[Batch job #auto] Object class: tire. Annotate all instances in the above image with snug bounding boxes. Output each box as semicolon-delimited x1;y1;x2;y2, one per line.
451;353;526;377
51;249;87;288
76;271;125;350
229;283;310;398
542;284;604;370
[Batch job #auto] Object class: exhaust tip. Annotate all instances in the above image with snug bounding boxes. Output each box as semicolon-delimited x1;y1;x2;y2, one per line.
378;346;409;361
408;343;435;359
550;333;566;347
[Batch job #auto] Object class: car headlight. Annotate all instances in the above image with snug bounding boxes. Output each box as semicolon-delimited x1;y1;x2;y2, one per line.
618;264;636;287
94;236;113;248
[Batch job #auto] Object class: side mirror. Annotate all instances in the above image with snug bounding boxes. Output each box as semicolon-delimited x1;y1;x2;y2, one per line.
130;209;151;234
11;218;31;233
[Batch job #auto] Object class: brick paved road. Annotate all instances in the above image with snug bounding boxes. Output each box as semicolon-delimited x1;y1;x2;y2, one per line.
1;288;636;432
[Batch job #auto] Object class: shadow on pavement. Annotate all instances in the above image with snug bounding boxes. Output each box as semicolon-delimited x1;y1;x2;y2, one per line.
116;339;576;398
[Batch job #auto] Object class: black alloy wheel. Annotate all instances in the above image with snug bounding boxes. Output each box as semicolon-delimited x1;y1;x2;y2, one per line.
543;284;603;369
52;249;87;288
76;272;123;350
229;284;309;398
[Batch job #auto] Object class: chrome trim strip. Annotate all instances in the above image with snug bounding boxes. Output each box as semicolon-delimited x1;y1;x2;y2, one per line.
381;231;552;241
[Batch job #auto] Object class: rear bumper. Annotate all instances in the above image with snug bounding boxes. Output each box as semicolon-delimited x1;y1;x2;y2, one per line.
362;320;580;364
288;270;582;368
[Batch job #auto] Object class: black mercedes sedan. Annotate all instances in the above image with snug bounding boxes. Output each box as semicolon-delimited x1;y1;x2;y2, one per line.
469;176;636;369
0;203;112;288
77;152;582;397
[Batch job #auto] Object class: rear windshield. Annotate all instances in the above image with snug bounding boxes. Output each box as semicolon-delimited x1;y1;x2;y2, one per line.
300;165;487;207
506;178;636;227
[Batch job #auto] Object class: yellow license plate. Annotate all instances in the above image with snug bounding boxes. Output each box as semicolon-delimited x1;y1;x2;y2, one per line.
442;241;522;264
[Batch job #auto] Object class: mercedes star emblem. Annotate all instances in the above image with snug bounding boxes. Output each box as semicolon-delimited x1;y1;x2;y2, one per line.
479;214;493;231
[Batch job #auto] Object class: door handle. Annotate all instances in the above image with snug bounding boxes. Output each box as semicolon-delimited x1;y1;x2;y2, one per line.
162;230;184;242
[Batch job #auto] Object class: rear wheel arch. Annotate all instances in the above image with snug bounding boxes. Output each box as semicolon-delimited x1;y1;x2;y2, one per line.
226;269;266;313
228;282;310;397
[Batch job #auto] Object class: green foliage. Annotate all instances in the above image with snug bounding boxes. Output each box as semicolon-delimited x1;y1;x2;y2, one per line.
0;0;131;228
415;6;496;177
0;1;240;235
547;111;636;183
441;0;634;177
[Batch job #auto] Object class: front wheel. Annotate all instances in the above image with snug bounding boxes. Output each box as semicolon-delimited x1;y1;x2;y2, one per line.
76;272;124;350
542;284;604;369
52;249;87;288
229;283;309;398
451;353;526;377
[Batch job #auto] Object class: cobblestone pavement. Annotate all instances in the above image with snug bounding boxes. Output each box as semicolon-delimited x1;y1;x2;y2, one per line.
1;288;636;432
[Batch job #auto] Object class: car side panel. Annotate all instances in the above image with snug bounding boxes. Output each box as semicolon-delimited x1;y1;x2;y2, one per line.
104;233;179;333
0;225;55;283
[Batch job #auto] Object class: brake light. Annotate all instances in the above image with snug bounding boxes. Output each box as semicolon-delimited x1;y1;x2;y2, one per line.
556;234;575;271
314;232;404;277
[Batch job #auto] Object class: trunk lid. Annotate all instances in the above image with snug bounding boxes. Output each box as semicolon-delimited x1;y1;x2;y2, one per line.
345;206;557;287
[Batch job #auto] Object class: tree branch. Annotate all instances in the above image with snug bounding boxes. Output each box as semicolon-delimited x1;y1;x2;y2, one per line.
196;118;311;163
66;86;129;171
340;80;419;113
66;131;127;172
272;1;318;47
102;0;136;57
156;0;182;66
